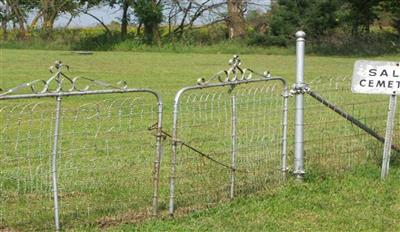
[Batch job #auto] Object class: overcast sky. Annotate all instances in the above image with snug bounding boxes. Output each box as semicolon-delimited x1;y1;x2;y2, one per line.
49;1;271;28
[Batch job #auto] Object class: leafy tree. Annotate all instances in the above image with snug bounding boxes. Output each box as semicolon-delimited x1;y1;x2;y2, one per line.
133;0;162;44
268;0;302;38
36;0;85;35
0;0;10;40
382;0;400;35
304;0;341;36
24;0;99;37
246;10;268;34
102;0;162;40
106;0;135;38
269;0;341;39
2;0;39;38
344;0;382;34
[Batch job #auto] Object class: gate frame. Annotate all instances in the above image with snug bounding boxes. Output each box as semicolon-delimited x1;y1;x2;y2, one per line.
0;61;163;230
168;56;289;215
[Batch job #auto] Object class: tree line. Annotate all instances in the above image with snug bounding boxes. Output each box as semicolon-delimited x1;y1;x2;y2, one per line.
0;0;399;45
269;0;400;39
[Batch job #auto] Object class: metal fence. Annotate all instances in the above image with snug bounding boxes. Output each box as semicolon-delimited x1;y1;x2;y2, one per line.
302;76;400;174
168;56;289;215
0;62;163;231
1;40;399;231
293;31;399;179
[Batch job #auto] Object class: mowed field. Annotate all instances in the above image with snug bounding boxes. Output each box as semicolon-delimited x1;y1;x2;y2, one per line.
3;49;398;96
1;49;400;231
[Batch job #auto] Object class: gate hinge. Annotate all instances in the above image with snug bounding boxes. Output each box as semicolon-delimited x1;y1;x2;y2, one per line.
281;89;292;98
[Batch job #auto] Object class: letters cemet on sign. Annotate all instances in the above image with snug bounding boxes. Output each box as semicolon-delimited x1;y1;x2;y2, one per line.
352;60;400;95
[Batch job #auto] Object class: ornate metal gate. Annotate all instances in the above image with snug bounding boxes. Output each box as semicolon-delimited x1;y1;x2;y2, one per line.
168;56;289;215
0;61;163;231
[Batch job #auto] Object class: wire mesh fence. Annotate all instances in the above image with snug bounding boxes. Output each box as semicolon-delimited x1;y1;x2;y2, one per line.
168;79;288;215
303;76;400;174
0;95;163;231
0;60;164;231
1;55;399;230
0;100;55;231
58;95;162;230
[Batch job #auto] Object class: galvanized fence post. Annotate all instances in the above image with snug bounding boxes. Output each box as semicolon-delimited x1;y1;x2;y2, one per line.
152;94;163;216
51;65;63;231
281;87;289;178
169;93;180;216
51;95;61;231
381;94;398;179
230;94;237;199
294;31;306;179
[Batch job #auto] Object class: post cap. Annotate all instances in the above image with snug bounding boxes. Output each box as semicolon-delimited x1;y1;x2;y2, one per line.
295;31;306;38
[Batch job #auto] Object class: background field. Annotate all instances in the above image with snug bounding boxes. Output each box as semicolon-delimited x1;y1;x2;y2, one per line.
1;49;399;231
1;49;399;98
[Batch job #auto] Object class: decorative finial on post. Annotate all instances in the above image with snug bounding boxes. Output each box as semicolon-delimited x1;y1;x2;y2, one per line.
229;55;241;67
197;55;272;85
49;60;69;74
295;31;306;40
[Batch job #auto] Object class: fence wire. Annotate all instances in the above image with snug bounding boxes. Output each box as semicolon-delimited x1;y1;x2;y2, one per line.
1;100;55;231
2;66;399;231
170;82;286;214
303;76;400;174
0;95;161;231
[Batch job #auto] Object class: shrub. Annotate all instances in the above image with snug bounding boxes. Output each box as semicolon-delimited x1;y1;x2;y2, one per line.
308;31;400;56
248;33;289;47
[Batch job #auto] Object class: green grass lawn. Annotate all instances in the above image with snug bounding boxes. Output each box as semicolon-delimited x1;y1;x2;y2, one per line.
122;166;400;232
1;49;399;101
1;49;399;231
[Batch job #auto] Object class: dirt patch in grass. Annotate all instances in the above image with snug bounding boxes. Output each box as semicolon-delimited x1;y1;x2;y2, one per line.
96;208;151;229
0;227;21;232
